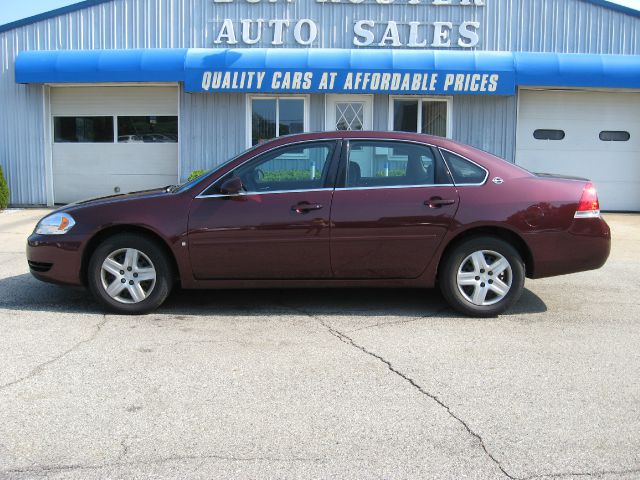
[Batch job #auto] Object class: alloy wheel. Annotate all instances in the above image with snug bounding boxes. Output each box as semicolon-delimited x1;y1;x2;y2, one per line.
100;248;157;304
456;250;513;306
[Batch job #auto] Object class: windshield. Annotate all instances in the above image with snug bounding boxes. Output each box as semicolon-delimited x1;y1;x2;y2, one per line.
172;144;261;193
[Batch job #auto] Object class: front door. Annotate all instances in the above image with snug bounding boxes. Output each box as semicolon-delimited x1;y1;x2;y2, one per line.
330;139;459;279
188;140;339;280
326;95;373;131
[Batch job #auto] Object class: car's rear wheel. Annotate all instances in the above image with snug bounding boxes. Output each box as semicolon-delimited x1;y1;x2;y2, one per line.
88;233;173;314
439;236;525;317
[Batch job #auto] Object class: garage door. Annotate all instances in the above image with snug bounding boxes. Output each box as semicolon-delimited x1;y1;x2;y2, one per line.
516;90;640;211
51;86;179;204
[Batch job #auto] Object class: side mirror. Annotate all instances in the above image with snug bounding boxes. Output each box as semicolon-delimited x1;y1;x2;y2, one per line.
219;176;244;195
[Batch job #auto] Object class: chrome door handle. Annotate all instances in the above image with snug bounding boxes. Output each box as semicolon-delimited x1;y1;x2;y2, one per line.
292;202;324;214
425;197;456;208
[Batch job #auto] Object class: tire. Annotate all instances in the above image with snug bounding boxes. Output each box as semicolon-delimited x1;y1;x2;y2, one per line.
439;236;525;317
88;233;174;314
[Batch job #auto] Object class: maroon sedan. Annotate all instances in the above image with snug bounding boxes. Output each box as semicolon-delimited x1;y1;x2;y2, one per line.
27;131;610;317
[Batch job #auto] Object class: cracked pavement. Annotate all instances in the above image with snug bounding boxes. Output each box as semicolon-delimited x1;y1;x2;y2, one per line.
0;209;639;479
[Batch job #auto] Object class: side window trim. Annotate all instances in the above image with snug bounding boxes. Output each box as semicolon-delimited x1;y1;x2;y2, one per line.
335;139;455;190
438;147;489;186
324;139;344;190
335;139;350;190
197;139;340;198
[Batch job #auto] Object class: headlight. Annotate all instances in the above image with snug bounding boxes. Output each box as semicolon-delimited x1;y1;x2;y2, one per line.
35;213;76;235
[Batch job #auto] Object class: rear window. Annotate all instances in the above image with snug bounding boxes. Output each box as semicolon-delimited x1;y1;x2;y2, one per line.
440;150;487;185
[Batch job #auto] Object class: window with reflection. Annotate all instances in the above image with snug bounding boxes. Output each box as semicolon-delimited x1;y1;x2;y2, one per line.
251;97;306;146
54;117;114;143
225;141;335;193
440;150;487;185
334;102;365;131
392;99;449;137
117;116;178;143
346;140;448;188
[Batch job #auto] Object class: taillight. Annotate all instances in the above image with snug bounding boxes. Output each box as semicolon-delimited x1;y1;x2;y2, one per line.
574;182;600;218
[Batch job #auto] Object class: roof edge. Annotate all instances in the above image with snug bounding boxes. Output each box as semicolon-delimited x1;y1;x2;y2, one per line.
0;0;639;35
582;0;640;18
0;0;114;34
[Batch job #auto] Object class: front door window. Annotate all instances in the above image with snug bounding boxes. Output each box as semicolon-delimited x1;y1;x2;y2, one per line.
231;142;335;193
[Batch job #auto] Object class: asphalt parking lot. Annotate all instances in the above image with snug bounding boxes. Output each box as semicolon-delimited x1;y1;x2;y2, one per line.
0;209;639;480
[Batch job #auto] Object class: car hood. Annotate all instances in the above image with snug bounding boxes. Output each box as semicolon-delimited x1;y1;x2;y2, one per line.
57;187;171;213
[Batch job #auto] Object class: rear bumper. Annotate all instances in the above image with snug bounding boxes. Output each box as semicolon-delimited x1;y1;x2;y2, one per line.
26;234;84;286
526;216;611;279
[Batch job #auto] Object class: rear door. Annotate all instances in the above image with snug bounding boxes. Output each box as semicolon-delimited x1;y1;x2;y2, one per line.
330;139;460;279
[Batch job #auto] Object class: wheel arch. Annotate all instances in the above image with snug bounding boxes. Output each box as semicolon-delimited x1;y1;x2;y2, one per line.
437;226;534;279
80;225;181;287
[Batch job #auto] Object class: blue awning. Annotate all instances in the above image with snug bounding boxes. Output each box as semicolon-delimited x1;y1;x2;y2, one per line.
15;49;188;84
515;52;640;90
15;48;640;95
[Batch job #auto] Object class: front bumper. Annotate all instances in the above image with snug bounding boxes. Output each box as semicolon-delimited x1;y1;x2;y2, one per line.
26;234;85;286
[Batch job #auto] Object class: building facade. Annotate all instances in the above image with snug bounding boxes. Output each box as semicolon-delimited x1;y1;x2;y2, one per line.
0;0;639;209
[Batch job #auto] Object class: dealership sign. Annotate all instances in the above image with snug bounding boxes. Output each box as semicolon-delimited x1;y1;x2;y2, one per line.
192;0;499;94
209;0;485;48
187;69;514;94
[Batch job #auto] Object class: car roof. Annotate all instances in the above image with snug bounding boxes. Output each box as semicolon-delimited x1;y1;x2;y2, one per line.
263;130;461;148
261;130;498;160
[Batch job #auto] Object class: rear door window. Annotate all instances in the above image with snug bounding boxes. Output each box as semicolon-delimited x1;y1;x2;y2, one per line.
345;140;449;188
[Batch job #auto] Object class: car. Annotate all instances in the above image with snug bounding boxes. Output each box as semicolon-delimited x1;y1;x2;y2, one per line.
26;131;611;317
141;133;177;143
117;135;144;143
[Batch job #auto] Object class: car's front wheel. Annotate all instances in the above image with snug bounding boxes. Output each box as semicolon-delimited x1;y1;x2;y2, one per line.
439;236;525;317
88;233;173;314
